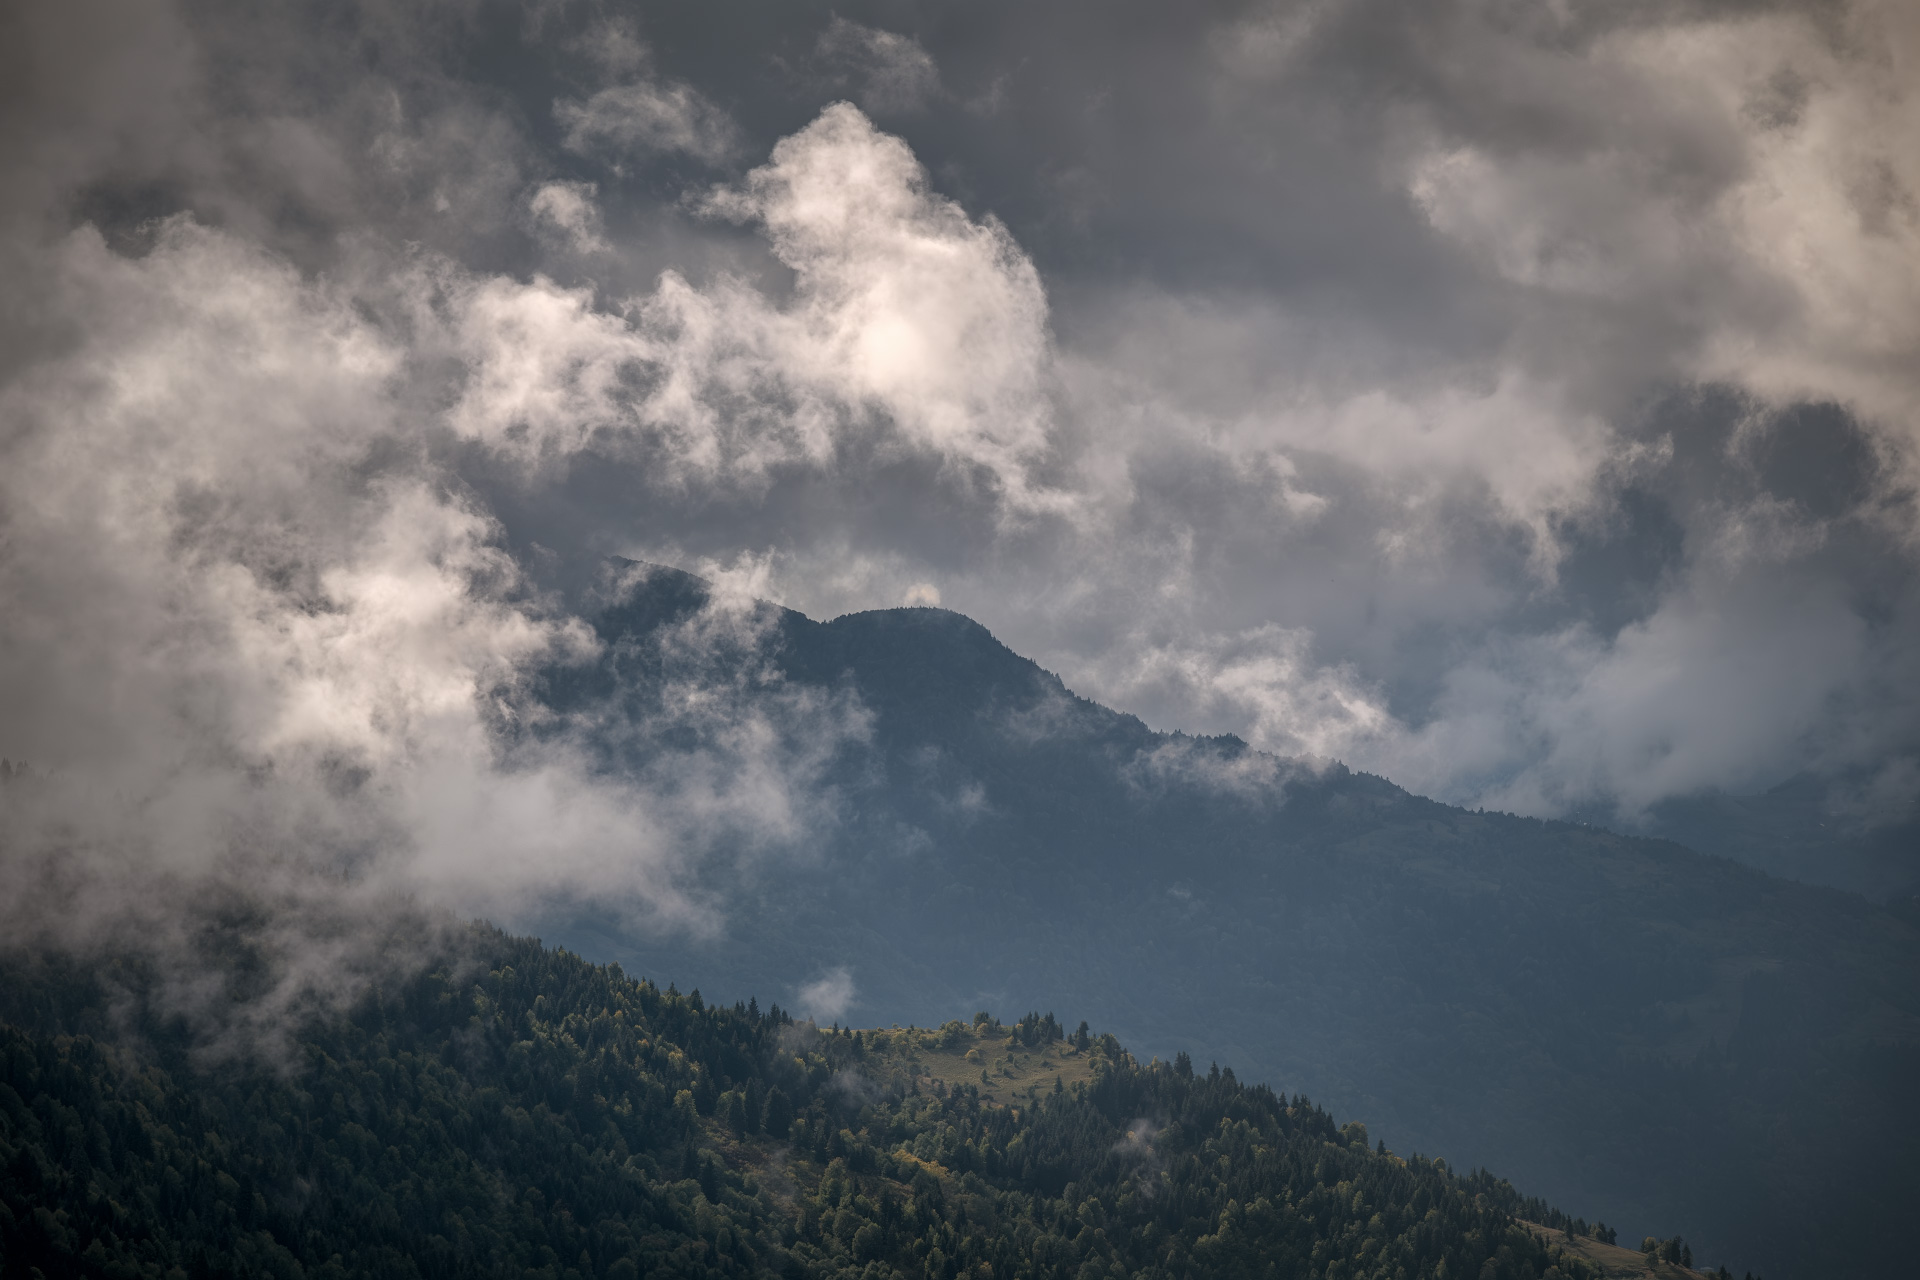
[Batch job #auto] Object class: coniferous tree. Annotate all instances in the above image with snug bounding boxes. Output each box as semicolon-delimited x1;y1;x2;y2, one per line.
765;1086;795;1138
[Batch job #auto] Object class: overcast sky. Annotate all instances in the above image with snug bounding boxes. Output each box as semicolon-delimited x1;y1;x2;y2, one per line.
3;0;1917;948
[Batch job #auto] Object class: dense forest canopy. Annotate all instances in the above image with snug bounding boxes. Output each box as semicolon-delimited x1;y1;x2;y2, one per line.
0;927;1720;1280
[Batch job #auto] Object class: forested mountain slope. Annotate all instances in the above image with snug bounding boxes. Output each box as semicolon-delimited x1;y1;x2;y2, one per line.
541;564;1920;1280
0;929;1654;1280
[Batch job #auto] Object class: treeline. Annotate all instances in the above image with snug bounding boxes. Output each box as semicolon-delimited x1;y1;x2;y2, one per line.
2;928;1636;1279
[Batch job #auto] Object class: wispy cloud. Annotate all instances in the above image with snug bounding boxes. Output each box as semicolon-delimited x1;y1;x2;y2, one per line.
556;80;739;166
814;18;944;115
797;967;857;1022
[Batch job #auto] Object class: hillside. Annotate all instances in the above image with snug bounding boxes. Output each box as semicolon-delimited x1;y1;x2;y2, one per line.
1596;773;1920;903
539;563;1920;1280
1;927;1647;1280
1511;1229;1723;1280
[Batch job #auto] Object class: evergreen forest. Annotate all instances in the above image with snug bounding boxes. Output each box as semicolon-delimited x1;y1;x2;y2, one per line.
1;927;1674;1280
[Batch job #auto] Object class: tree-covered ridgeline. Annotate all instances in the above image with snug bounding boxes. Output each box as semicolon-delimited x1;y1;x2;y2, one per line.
0;928;1645;1280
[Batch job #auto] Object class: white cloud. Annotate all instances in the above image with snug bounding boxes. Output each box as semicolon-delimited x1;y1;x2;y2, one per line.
702;103;1058;504
1051;289;1653;576
796;966;857;1022
0;214;871;1027
1087;623;1393;764
443;104;1062;510
1404;1;1920;528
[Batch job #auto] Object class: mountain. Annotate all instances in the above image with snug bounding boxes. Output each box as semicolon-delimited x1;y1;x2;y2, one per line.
1622;776;1920;904
0;927;1656;1280
539;563;1920;1280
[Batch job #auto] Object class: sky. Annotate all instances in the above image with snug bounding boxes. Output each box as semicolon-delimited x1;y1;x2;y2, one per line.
2;0;1918;985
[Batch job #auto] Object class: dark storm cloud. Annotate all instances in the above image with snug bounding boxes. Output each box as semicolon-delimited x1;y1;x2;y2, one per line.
2;0;1917;985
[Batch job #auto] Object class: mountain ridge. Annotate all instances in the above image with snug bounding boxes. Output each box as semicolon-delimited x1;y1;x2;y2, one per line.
539;560;1919;1280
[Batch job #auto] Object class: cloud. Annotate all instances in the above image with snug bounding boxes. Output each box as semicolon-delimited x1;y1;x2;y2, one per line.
1124;737;1301;804
519;73;1920;867
1095;624;1393;764
1396;1;1920;521
0;220;589;970
0;210;867;1039
6;0;1920;949
814;18;944;115
0;92;1068;1025
556;79;738;166
797;966;857;1022
701;104;1059;506
529;180;609;254
1415;566;1894;818
440;104;1062;512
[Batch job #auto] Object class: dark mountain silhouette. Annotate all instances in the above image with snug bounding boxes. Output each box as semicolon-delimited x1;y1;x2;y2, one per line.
542;562;1920;1280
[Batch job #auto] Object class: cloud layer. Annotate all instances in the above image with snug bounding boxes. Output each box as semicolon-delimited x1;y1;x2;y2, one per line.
0;217;863;932
3;0;1918;981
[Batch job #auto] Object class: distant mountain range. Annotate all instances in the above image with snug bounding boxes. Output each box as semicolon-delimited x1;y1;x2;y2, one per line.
537;562;1920;1280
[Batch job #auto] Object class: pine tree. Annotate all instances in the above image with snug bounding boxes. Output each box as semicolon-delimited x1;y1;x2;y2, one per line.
765;1087;795;1139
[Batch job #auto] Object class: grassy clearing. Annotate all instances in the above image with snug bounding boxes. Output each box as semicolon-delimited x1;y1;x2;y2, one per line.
1521;1224;1713;1279
851;1018;1097;1108
709;1020;1101;1216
